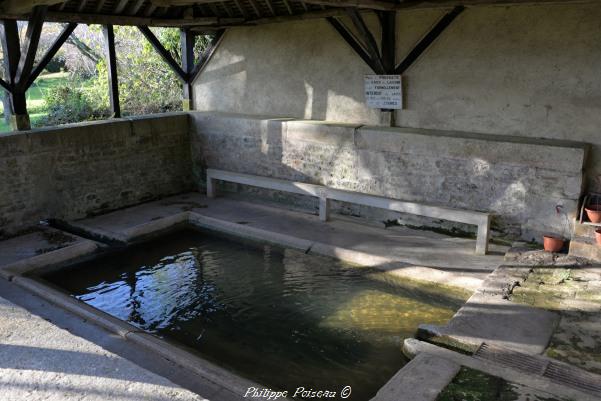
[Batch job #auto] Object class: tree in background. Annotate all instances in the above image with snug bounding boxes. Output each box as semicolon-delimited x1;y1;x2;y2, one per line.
2;24;211;128
88;26;182;116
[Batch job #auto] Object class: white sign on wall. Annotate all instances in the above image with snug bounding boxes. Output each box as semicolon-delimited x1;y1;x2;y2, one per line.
364;75;403;109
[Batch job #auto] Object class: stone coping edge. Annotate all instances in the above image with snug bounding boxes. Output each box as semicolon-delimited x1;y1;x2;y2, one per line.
65;210;482;292
0;240;100;281
11;276;264;398
402;339;600;401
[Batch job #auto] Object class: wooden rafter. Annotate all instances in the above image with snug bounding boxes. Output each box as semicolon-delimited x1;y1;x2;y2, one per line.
114;0;131;14
21;11;245;26
281;0;293;14
345;8;385;74
303;0;400;11
15;6;47;90
0;77;10;92
95;0;107;13
144;4;158;16
0;0;62;14
326;16;374;71
25;22;78;88
78;0;89;12
189;28;225;82
394;5;464;74
138;25;188;81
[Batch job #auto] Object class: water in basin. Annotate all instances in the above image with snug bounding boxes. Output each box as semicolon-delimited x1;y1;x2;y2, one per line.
42;228;462;400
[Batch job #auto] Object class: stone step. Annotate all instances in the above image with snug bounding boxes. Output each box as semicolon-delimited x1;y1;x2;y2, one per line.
573;221;601;238
569;237;601;262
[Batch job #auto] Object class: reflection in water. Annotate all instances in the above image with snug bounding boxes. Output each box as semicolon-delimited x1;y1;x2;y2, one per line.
44;229;459;401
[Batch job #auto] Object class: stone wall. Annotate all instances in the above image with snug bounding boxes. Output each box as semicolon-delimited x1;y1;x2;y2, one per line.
0;113;192;237
193;2;601;192
190;112;588;242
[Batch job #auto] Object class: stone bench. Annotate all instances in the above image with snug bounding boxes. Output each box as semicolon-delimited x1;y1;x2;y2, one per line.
206;169;491;255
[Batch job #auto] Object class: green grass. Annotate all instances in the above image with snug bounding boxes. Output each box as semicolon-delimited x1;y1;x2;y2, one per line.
0;71;72;132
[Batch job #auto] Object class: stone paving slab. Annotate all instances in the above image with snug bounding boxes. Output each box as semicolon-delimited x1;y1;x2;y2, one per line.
371;353;460;401
68;193;507;291
0;227;99;280
0;228;85;267
0;291;205;401
418;266;560;355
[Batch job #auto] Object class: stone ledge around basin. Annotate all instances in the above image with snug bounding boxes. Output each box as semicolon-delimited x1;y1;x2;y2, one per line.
57;193;503;292
8;276;266;401
0;227;101;280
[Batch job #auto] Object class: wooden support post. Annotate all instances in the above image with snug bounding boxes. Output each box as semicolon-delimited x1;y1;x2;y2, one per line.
319;189;330;222
206;176;216;198
102;24;121;118
180;28;195;111
475;215;491;255
1;19;28;130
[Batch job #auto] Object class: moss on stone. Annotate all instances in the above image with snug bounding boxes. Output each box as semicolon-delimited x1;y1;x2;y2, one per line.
509;266;601;375
437;367;571;401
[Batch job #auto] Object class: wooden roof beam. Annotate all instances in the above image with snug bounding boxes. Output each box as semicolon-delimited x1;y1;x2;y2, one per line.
302;0;401;11
0;11;246;26
0;0;63;14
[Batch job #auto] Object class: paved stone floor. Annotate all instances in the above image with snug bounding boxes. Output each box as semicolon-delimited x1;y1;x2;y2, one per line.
510;265;601;375
0;294;203;400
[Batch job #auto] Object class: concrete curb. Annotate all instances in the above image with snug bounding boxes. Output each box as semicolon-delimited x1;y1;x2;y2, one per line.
12;276;263;398
126;332;261;396
122;212;190;241
12;276;136;337
0;240;99;280
402;339;600;401
188;212;314;252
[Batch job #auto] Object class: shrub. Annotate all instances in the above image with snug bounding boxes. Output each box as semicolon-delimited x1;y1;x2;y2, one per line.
42;85;107;126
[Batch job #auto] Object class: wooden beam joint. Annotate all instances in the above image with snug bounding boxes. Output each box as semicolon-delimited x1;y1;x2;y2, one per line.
395;6;464;74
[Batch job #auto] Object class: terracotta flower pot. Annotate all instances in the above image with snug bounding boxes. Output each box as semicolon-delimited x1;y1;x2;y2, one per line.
585;204;601;223
595;229;601;246
543;235;565;253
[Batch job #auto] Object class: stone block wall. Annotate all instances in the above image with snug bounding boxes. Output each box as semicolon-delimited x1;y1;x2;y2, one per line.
193;3;601;194
0;113;192;237
190;112;588;242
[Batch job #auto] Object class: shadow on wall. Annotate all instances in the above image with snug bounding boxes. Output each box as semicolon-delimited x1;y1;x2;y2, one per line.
192;20;382;124
190;112;587;243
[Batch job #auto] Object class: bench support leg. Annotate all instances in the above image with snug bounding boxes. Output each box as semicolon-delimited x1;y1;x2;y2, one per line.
207;177;217;198
319;194;330;222
475;217;491;255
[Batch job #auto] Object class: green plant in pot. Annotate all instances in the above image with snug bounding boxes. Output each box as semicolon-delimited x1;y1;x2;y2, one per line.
543;205;570;253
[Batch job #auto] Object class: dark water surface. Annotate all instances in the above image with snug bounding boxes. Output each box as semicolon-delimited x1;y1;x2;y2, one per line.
42;228;460;400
